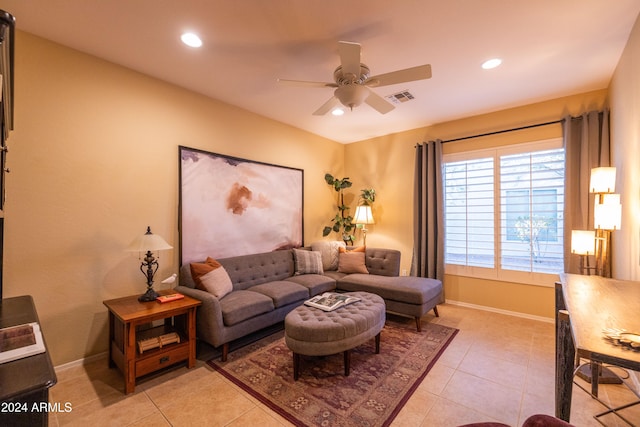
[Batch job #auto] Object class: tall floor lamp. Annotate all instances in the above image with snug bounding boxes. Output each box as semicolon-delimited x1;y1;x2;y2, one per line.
590;167;621;278
571;167;622;385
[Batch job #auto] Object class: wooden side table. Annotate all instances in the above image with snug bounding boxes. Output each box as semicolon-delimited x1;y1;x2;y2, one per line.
103;291;201;394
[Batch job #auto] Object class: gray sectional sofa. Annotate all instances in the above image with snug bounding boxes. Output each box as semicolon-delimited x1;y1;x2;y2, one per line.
176;246;442;361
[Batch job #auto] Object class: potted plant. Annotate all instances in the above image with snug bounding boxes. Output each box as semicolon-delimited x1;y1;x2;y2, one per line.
322;174;355;245
359;188;376;206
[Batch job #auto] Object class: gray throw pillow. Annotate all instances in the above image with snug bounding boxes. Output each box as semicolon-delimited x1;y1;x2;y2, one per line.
293;249;324;275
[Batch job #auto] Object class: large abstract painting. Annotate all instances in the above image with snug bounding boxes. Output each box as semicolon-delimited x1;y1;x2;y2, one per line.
179;146;303;264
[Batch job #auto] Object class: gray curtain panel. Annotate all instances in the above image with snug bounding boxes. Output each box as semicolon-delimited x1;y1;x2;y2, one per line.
411;140;444;285
563;109;610;274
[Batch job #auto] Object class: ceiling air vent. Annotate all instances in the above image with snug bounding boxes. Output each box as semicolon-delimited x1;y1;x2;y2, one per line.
385;90;415;105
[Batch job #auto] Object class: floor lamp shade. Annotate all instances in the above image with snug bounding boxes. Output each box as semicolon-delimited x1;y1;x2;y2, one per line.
594;194;622;230
589;167;616;193
353;205;375;225
571;230;595;255
353;205;374;246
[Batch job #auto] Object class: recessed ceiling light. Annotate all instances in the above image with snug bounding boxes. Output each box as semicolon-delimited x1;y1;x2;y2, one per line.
331;108;344;116
181;32;202;48
482;58;502;70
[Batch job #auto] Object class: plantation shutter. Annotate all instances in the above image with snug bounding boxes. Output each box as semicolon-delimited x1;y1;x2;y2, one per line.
444;157;495;268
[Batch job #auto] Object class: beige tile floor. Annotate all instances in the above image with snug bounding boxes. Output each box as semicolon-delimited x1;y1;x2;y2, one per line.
47;304;640;426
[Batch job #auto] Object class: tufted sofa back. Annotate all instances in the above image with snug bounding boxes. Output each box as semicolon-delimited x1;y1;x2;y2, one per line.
178;246;401;291
218;249;295;290
178;249;296;291
364;247;401;277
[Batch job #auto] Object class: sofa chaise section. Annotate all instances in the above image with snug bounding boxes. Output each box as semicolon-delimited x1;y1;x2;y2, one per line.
328;247;443;332
337;273;442;331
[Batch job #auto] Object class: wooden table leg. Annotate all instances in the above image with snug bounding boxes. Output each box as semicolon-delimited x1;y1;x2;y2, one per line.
344;350;351;376
556;309;574;422
107;311;115;368
293;353;300;381
591;361;600;397
125;322;136;394
187;308;197;368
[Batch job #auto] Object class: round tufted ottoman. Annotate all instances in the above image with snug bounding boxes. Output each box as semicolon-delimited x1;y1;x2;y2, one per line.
284;291;385;380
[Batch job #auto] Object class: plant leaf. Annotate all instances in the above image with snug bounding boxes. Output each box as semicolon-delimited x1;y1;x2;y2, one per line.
324;173;335;185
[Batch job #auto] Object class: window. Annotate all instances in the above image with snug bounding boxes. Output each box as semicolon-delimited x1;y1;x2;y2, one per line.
504;189;558;242
444;157;494;269
444;139;564;284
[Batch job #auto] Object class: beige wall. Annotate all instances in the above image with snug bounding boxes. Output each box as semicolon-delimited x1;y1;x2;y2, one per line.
610;12;640;281
345;90;608;319
7;17;640;364
4;32;345;365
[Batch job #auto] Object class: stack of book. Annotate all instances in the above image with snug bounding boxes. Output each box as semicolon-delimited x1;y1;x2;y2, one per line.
156;293;184;303
137;332;181;354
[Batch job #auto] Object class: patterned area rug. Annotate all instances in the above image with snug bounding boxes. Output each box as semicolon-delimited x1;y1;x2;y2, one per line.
207;316;458;427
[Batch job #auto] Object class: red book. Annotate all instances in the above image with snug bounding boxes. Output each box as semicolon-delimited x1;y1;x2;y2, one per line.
156;293;185;303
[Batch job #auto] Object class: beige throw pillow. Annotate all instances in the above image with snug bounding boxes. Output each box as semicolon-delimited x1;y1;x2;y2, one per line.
190;257;233;298
311;240;346;271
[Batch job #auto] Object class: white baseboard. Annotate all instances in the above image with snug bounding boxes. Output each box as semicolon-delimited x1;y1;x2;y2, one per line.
54;351;107;373
445;299;554;324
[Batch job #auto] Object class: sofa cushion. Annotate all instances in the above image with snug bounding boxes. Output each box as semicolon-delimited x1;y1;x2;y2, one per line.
293;248;324;275
311;240;346;271
321;270;347;281
337;274;442;305
285;274;336;296
190;257;233;298
219;290;275;326
338;246;369;274
249;281;309;308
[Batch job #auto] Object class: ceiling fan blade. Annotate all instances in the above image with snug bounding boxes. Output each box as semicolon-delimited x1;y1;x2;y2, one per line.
313;96;340;116
365;89;395;114
366;64;432;87
338;41;362;79
277;78;338;88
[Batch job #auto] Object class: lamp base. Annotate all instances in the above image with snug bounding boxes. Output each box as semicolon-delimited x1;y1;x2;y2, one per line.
138;287;160;302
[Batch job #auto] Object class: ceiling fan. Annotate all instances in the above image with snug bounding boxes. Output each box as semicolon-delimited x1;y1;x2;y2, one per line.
278;41;432;115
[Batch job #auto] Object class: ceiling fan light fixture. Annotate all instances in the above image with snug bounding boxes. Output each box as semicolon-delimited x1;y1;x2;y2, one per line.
481;58;502;69
280;41;432;115
335;84;368;110
181;32;203;48
331;108;345;116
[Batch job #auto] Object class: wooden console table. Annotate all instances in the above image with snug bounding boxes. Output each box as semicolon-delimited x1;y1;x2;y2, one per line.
555;273;640;422
103;291;201;394
0;296;57;427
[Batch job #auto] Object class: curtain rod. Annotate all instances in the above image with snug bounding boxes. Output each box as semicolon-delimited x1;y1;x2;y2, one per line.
440;119;564;144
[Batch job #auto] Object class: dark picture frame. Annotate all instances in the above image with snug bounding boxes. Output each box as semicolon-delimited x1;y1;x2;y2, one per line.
179;146;303;265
